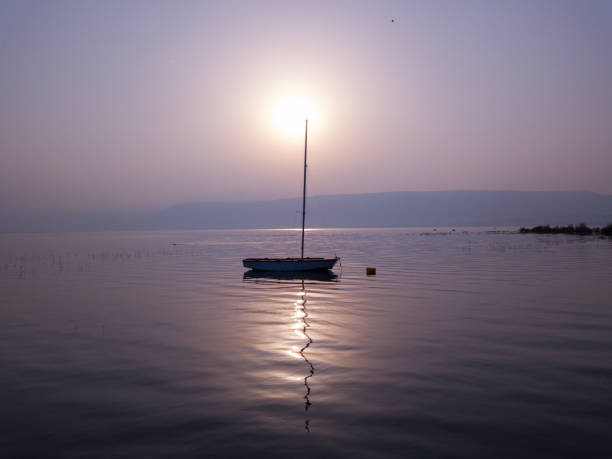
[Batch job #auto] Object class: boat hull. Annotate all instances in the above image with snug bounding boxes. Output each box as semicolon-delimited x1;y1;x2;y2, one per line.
242;257;339;272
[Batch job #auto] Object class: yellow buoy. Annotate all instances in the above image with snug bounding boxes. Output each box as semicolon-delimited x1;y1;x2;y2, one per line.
366;267;376;275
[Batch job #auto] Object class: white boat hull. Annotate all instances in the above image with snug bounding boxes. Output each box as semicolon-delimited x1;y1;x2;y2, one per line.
242;257;339;272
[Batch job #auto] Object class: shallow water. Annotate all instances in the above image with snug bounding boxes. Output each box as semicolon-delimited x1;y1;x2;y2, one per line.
1;228;611;458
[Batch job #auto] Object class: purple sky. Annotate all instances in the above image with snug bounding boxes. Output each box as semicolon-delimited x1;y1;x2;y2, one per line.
1;0;611;212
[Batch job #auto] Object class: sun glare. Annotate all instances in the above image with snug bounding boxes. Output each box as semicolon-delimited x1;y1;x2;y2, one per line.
271;94;318;138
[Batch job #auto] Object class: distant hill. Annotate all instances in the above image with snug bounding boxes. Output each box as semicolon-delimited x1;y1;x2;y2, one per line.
1;190;611;232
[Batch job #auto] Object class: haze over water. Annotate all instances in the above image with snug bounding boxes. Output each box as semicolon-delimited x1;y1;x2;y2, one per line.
2;228;611;458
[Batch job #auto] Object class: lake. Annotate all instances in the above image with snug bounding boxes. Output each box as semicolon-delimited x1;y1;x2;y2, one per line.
1;228;611;458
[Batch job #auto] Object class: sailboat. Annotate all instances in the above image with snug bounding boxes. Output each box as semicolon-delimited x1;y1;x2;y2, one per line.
243;119;339;272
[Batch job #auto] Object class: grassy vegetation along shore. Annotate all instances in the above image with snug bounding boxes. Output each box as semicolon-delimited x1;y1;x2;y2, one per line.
520;223;612;236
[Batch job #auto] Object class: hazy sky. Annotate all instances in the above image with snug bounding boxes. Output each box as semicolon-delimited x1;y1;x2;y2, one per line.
1;0;611;212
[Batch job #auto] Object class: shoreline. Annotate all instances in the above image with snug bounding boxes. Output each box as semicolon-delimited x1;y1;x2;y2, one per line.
520;223;612;236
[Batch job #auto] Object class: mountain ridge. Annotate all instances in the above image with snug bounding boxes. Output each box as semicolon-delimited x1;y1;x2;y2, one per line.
1;190;611;233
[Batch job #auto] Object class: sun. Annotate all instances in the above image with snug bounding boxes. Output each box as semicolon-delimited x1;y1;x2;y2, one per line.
270;94;318;138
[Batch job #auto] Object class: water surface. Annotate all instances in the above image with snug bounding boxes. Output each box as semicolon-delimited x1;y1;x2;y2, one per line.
1;228;611;458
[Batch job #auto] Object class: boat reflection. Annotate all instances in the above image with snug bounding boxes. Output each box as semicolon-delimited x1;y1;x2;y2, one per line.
243;269;338;284
243;270;338;432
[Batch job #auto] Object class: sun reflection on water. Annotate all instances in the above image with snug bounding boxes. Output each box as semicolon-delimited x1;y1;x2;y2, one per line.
242;270;338;432
294;281;314;431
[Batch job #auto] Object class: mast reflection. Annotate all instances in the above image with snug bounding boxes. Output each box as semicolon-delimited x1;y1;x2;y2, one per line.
243;270;338;432
296;280;313;430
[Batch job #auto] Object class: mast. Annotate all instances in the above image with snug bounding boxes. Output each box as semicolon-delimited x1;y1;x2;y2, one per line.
301;119;308;260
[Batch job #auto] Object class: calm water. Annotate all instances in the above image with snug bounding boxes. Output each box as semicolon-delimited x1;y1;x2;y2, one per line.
1;228;611;458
